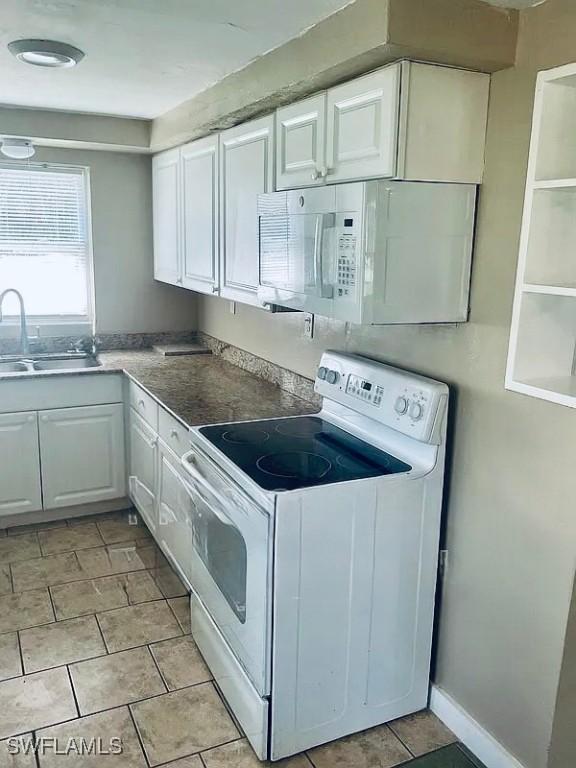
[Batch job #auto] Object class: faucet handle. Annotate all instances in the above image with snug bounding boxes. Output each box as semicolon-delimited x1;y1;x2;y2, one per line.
74;336;99;355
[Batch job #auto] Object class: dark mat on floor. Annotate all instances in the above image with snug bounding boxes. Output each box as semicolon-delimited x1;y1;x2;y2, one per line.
403;743;486;767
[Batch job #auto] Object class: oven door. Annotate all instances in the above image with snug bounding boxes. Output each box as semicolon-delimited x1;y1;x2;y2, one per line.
181;448;271;696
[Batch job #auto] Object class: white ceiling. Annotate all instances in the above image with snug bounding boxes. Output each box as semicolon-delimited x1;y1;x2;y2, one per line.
0;0;353;119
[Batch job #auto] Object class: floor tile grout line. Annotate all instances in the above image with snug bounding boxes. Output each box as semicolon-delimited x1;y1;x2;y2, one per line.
10;561;154;596
3;622;200;681
93;611;112;654
15;626;25;678
127;703;152;768
45;582;58;625
49;590;168;624
65;664;81;719
387;722;417;759
147;642;171;693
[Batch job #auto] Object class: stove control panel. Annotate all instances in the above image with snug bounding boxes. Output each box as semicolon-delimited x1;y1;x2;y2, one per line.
315;351;448;444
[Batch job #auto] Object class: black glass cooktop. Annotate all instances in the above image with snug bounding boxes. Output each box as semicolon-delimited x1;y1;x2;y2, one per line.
199;415;411;492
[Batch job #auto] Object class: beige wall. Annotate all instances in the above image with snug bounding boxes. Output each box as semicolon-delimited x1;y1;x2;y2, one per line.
33;147;196;335
197;2;576;767
548;574;576;768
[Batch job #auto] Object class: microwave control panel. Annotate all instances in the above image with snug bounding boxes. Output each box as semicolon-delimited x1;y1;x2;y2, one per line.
336;214;359;299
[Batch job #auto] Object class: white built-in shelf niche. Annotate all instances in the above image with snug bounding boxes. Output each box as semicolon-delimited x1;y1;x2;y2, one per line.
506;62;576;407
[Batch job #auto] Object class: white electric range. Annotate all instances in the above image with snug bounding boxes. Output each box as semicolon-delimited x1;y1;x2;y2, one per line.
180;351;448;760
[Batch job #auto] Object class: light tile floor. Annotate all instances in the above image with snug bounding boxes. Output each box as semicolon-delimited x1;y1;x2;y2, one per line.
0;510;475;767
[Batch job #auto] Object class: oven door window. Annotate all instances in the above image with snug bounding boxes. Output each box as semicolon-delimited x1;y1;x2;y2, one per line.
185;480;248;624
194;507;247;624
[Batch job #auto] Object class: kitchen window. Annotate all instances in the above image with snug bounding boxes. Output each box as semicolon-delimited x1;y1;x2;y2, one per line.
0;163;93;332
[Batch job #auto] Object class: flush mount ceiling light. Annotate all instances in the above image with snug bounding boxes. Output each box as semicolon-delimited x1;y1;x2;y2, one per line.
0;139;35;160
8;39;85;68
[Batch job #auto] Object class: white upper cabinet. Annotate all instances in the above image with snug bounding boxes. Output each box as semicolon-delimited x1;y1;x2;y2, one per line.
220;115;274;305
0;412;42;517
275;61;489;189
276;94;327;189
153;148;181;286
325;65;401;184
181;135;219;294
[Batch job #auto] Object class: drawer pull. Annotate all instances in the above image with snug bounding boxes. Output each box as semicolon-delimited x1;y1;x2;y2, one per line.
138;399;145;409
170;429;179;439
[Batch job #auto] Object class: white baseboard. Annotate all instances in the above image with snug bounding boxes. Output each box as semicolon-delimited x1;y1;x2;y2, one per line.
430;685;526;768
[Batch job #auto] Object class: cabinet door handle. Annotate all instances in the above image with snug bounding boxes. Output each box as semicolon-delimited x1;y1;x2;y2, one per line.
176;277;183;285
138;399;145;409
170;429;179;439
311;169;320;181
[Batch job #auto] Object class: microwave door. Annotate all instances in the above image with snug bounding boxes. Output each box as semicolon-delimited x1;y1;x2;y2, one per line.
260;212;335;302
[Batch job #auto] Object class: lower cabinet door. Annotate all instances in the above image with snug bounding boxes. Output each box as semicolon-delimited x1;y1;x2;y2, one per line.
39;404;126;510
0;411;42;517
128;408;158;534
157;442;193;587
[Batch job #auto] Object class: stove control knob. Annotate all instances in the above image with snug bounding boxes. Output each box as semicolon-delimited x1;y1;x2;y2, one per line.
318;366;328;381
326;369;340;385
409;402;424;421
394;396;409;415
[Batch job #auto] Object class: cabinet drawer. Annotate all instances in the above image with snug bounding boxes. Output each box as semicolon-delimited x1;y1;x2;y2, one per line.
129;381;159;432
159;408;190;457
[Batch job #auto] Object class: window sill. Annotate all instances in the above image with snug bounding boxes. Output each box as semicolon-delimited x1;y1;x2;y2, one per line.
0;320;93;340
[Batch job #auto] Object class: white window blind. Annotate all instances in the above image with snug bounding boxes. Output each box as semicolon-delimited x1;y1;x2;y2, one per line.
0;164;92;320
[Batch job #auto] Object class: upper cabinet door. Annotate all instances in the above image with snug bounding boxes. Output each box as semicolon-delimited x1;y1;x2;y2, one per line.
181;136;219;294
220;115;275;306
153;148;181;286
325;64;401;183
0;411;42;517
276;94;326;190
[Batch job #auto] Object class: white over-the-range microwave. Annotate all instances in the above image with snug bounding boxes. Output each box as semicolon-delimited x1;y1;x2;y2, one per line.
258;180;477;324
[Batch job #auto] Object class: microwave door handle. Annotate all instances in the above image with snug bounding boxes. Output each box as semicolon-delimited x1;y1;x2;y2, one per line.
313;213;334;299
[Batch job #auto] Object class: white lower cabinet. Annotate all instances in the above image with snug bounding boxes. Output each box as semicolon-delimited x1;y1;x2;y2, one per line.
39;404;126;510
128;408;158;534
157;441;194;587
0;412;42;517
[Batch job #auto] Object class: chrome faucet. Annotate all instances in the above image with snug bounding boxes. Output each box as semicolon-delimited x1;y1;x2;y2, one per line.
0;289;30;356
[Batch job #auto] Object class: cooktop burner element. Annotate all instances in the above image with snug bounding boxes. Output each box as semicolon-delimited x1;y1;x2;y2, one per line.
222;428;270;445
257;451;332;480
200;416;411;491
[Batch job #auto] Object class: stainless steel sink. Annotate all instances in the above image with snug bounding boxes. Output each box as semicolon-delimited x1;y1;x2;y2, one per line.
0;360;33;373
33;357;101;371
0;353;101;374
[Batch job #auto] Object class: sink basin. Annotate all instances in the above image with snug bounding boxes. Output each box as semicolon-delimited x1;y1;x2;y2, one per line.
33;357;101;371
0;361;32;373
0;354;101;374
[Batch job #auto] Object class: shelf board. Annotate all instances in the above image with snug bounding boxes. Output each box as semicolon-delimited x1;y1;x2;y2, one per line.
508;375;576;407
522;283;576;297
533;178;576;189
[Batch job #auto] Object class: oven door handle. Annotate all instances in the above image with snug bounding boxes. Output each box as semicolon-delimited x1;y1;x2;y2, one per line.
180;452;237;527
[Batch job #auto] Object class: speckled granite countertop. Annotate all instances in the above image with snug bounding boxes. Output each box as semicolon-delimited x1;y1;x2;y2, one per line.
99;350;318;427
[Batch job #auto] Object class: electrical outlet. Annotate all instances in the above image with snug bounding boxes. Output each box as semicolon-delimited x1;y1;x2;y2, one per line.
438;550;449;582
127;512;138;526
303;313;314;339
